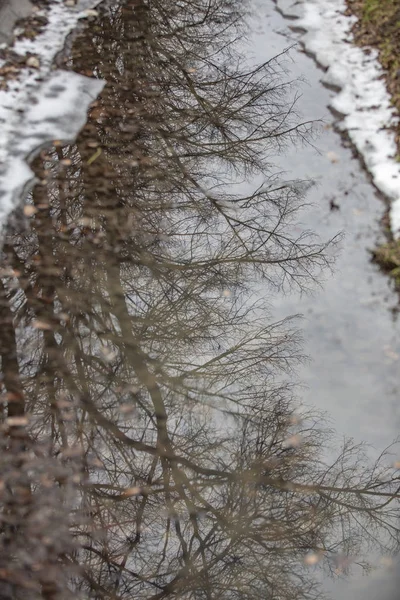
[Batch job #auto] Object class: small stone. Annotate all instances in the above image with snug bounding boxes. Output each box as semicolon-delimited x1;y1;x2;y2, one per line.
26;56;40;69
65;0;76;6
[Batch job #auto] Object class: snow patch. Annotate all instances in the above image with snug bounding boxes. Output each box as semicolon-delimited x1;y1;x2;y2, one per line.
0;0;106;228
0;71;104;217
277;0;400;237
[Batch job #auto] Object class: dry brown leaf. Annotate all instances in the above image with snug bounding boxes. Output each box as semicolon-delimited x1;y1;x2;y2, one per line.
304;552;323;566
23;205;37;216
6;416;29;427
326;151;339;163
32;320;53;331
122;487;141;497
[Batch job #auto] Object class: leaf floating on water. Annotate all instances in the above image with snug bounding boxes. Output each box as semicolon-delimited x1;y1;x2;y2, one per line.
304;552;323;566
119;403;136;415
0;267;21;277
289;413;302;425
380;556;394;568
56;312;70;323
383;345;399;361
283;434;303;448
122;487;141;497
6;416;29;427
89;457;105;469
32;320;53;331
23;205;37;216
100;345;117;362
2;392;23;403
326;151;339;163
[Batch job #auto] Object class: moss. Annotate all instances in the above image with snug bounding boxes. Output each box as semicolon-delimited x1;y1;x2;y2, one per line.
372;240;400;286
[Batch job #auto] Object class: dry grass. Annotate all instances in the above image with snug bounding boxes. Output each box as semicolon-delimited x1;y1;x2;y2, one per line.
372;240;400;286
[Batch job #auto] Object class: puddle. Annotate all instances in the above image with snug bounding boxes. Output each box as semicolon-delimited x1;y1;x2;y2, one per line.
0;1;399;599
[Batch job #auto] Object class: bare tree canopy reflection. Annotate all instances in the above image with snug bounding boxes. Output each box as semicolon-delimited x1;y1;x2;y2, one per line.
0;1;399;599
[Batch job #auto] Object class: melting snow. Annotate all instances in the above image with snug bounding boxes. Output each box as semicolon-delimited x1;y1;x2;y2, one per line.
277;0;400;237
0;0;105;228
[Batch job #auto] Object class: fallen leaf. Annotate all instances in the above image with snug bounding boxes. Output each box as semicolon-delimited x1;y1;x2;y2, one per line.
383;345;399;361
32;320;53;331
326;151;339;163
78;217;93;227
6;416;29;427
0;268;20;277
122;487;141;497
2;392;23;403
283;434;302;448
23;205;37;216
56;312;70;323
304;552;322;566
89;457;104;468
119;403;135;415
100;345;117;362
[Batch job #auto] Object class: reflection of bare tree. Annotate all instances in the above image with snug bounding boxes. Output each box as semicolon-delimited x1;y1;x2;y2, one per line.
0;0;399;599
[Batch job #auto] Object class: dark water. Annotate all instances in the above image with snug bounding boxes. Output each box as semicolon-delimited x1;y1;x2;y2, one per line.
0;1;399;598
